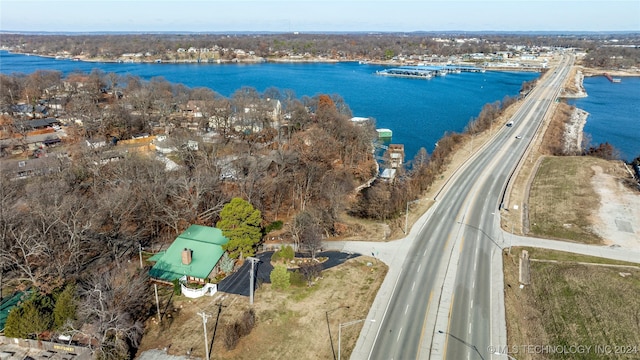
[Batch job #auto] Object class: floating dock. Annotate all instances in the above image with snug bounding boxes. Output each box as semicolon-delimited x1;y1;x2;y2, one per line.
603;73;621;83
376;64;485;79
376;128;393;138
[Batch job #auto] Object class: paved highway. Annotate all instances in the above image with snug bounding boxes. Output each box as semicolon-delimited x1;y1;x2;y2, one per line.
364;54;574;360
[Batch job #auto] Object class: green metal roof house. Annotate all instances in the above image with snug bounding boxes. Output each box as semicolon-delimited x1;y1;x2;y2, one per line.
149;224;229;283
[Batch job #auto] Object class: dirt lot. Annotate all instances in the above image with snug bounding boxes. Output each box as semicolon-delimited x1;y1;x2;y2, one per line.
504;247;640;360
137;256;386;360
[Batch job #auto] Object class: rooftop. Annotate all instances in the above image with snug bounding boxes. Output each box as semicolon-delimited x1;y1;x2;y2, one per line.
149;225;229;282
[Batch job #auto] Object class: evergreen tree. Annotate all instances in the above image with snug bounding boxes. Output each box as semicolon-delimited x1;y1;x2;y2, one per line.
270;264;290;291
219;252;235;273
4;293;54;338
53;283;77;329
216;198;263;259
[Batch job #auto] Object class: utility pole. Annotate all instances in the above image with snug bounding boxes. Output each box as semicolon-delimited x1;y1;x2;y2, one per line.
197;311;212;360
246;257;260;305
154;283;161;322
138;243;144;269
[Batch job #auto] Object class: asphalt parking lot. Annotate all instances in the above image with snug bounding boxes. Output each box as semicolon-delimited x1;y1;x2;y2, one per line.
217;251;360;296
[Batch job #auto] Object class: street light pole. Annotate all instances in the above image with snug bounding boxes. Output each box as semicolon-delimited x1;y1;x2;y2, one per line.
338;319;375;360
405;201;409;234
326;306;349;360
404;199;419;235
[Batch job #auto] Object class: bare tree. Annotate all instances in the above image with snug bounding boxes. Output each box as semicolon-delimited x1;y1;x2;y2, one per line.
76;269;150;359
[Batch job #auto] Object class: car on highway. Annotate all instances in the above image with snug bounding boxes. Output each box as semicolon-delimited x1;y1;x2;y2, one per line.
515;135;522;139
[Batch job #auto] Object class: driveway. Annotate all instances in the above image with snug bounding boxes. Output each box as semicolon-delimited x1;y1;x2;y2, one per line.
218;251;360;296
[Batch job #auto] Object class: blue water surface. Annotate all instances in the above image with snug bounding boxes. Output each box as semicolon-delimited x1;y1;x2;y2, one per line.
568;76;640;162
1;50;539;160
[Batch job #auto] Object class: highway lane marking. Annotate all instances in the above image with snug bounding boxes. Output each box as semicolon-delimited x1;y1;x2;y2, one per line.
423;249;428;257
468;323;472;335
417;264;421;273
472;280;475;289
397;327;403;342
459;236;465;253
411;281;415;292
405;304;409;315
470;299;473;309
368;267;404;359
415;291;433;360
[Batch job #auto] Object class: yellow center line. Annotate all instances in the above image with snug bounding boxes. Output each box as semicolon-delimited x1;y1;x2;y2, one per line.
415;290;433;360
443;293;455;360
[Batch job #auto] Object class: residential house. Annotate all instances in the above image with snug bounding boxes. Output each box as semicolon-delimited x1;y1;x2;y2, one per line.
0;155;70;179
149;224;229;285
14;118;60;132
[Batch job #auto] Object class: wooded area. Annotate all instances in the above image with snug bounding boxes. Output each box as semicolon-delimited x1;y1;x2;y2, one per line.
0;68;381;358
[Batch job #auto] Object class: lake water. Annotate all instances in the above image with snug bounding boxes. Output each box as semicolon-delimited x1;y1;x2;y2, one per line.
568;76;640;162
1;50;541;161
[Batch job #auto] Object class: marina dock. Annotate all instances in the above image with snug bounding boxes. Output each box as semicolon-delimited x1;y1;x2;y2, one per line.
603;73;621;83
376;64;485;79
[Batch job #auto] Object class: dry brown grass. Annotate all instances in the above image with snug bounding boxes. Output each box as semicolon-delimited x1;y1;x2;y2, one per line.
527;156;606;244
540;103;573;156
504;247;640;360
137;256;387;359
563;67;580;94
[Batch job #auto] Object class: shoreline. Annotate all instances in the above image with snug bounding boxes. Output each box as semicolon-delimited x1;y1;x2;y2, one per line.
0;49;548;72
564;108;589;154
3;48;639;77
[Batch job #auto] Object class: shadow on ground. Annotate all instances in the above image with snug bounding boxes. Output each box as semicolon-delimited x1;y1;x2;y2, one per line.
218;251;361;296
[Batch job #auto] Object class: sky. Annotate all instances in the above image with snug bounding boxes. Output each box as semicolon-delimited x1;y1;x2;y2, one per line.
1;0;639;33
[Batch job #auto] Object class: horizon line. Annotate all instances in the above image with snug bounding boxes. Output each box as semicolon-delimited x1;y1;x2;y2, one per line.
2;30;640;35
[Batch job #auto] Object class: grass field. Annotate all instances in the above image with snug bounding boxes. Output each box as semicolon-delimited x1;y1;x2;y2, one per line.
504;247;640;360
528;156;605;244
137;256;387;360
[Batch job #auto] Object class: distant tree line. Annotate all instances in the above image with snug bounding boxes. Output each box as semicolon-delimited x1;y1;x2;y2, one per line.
3;33;636;62
581;46;640;69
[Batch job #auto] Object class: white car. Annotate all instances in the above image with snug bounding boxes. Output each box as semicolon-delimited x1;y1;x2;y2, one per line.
515;135;522;139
